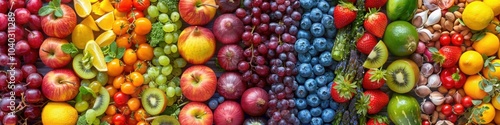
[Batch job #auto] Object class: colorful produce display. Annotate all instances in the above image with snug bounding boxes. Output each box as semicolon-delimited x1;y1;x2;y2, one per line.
1;0;500;124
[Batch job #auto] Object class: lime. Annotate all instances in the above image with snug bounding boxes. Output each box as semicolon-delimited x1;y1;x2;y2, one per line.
383;21;419;56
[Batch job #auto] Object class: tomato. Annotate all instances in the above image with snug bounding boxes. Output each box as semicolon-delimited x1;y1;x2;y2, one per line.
128;71;144;87
453;103;465;115
422;120;431;125
105;85;117;98
113;75;126;89
133;18;152;35
462;96;474;108
118;105;132;115
105;105;117;115
134;60;148;74
438;0;454;9
121;82;136;95
127;10;145;23
440;67;466;89
127;117;138;125
440;34;451;46
131;32;147;45
127;97;141;111
441;104;453;116
112;19;130;35
101;115;113;124
134;108;148;121
447;114;458;123
116;34;132;49
114;92;130;105
107;59;124;77
123;49;137;65
112;114;127;125
123;64;135;74
115;0;133;12
451;33;464;46
136;43;154;61
133;0;150;11
137;121;150;125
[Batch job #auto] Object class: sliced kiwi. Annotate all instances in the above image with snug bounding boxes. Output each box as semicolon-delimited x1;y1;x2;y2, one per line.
73;54;98;79
151;115;180;125
85;87;110;124
142;88;168;115
385;59;420;94
363;41;389;68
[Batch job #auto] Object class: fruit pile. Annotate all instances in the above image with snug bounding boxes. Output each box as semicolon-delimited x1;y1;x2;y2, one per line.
3;0;500;124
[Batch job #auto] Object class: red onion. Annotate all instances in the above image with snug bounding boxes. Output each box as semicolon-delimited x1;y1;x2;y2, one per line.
214;101;244;125
240;87;269;116
217;72;247;99
243;117;267;125
423;48;434;62
416;41;426;54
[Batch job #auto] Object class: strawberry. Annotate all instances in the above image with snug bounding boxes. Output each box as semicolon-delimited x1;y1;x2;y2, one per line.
430;46;462;68
334;2;357;29
366;115;389;125
365;0;387;9
356;32;378;55
356;90;389;115
362;68;386;90
364;9;387;38
330;75;357;103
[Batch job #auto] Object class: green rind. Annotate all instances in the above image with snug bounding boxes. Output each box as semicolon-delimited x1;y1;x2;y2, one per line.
73;54;98;79
141;88;168;115
93;87;110;115
386;0;418;21
387;93;422;125
385;59;420;93
151;115;180;125
363;41;389;68
383;21;419;57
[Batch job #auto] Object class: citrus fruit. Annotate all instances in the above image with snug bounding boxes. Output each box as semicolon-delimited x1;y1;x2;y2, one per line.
493;94;500;110
383;21;419;56
72;24;95;49
484;0;500;16
459;50;484;75
495;110;500;124
74;0;92;18
464;75;489;100
483;59;500;79
96;30;116;47
92;1;105;16
473;32;499;56
81;16;100;31
487;18;500;34
462;1;495;30
85;40;108;72
42;102;78;125
114;9;128;20
386;0;418;21
100;0;114;12
96;12;115;31
473;103;496;124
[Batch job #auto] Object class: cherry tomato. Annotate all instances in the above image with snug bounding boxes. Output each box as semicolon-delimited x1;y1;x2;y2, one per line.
118;105;132;115
115;0;133;12
447;114;458;123
113;91;130;105
128;72;144;87
116;34;132;49
453;103;465;115
127;97;141;111
123;49;137;66
112;114;127;125
101;115;113;124
120;82;136;95
422;120;431;125
462;96;473;108
451;33;464;46
105;105;117;115
133;18;152;35
133;0;150;11
440;34;451;46
127;10;145;23
134;108;148;121
441;104;453;116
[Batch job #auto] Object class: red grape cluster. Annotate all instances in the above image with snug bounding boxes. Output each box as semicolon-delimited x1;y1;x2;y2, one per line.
0;0;46;124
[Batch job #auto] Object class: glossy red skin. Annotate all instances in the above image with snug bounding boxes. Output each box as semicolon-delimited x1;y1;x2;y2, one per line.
178;0;218;25
112;114;127;125
366;118;388;125
133;0;150;11
364;90;389;114
422;120;431;125
364;12;387;38
441;104;453;116
451;33;464;46
115;0;133;12
330;82;353;103
38;37;72;69
334;4;357;29
113;92;130;105
440;67;466;89
362;69;385;90
40;4;77;38
453;103;464;115
447;114;458;123
179;102;214;125
127;10;145;23
440;34;451;46
41;69;80;101
461;96;473;108
356;32;377;55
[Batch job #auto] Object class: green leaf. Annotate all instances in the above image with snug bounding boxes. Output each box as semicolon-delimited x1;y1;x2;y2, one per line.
496;95;500;104
38;6;55;16
496;26;500;33
104;56;114;63
483;96;492;104
53;0;61;7
77;115;88;125
116;48;125;59
472;32;486;41
54;8;63;18
61;43;79;54
110;42;117;55
458;18;465;26
448;6;459;12
472;100;483;106
79;86;97;98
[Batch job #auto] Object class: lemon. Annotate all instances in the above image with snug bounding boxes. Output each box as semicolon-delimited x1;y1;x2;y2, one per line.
484;0;500;16
74;0;92;18
96;12;114;31
72;24;94;49
463;1;495;30
42;102;78;125
100;0;114;12
464;75;489;100
483;59;500;79
81;16;100;31
92;2;105;16
459;50;484;75
85;40;107;72
473;103;496;124
473;32;499;56
95;30;116;47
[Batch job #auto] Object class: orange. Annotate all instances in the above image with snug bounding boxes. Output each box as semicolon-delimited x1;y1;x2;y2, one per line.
464;75;489;100
473;32;499;56
112;19;130;35
133;18;152;35
107;59;124;77
116;34;132;49
41;102;78;125
473;103;496;124
494;94;500;110
136;43;154;61
483;59;500;79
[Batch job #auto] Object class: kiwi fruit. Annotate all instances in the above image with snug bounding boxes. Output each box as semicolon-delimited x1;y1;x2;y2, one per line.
73;54;98;79
85;87;110;124
363;41;389;68
385;59;420;94
141;88;168;115
151;115;180;125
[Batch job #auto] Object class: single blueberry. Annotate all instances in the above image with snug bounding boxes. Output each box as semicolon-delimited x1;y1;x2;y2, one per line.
317;86;331;100
298;109;312;123
310;107;323;117
321;15;334;29
307;94;321;107
317;1;330;13
322;109;336;122
308;46;318;56
300;17;313;30
298;63;313;77
319;51;333;66
304;79;318;92
298;53;312;63
295;98;308;110
311;117;324;125
295;85;308;98
310;23;325;37
300;0;315;10
297;30;312;40
310;57;319;65
315;75;328;86
313;64;325;76
310;8;323;22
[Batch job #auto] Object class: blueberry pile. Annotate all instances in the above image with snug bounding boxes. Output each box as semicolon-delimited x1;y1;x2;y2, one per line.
294;0;339;124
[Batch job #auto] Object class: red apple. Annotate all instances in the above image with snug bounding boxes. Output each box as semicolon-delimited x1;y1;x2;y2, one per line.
179;102;213;125
39;37;72;69
179;0;218;25
212;14;244;44
180;65;217;102
41;69;80;101
178;26;216;64
40;4;76;38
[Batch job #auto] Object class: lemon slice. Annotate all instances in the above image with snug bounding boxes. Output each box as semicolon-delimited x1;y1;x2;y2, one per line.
96;12;114;31
100;0;114;12
89;0;98;3
72;24;95;49
85;40;107;72
95;30;116;47
74;0;92;18
92;2;105;16
81;16;100;31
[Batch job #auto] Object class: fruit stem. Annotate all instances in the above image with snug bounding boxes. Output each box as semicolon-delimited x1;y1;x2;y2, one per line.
256;98;265;106
191;74;200;83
